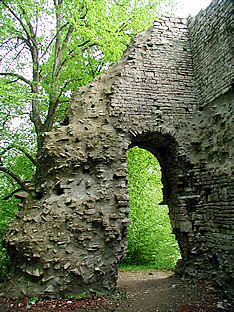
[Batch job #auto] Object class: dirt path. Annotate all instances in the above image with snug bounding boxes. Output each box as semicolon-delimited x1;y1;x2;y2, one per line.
0;271;232;311
117;270;194;311
115;270;228;312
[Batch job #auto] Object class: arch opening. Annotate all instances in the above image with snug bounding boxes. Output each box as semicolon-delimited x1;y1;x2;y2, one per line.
122;145;181;270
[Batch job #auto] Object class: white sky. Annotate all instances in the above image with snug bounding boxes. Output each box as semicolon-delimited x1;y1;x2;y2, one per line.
175;0;212;17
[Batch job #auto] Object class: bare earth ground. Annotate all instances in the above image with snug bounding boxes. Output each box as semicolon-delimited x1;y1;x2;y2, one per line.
0;270;233;312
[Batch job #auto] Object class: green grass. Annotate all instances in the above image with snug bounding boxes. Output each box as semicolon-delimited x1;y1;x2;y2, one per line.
119;264;173;272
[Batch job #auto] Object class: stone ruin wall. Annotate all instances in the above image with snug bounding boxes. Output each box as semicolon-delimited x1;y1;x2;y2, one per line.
2;0;233;299
185;0;233;291
188;0;233;106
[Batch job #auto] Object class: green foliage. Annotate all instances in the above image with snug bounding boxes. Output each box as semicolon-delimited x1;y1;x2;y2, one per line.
70;0;164;63
123;147;180;270
0;197;18;278
0;106;36;277
0;149;35;277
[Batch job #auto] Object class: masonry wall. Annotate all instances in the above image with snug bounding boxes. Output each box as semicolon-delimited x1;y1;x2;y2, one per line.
188;0;233;107
110;16;198;132
184;0;234;294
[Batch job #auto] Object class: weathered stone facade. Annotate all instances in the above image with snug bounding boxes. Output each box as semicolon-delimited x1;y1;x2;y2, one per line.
1;0;233;299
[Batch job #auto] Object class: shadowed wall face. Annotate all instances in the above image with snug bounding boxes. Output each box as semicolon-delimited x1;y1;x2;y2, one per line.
2;0;233;299
185;0;233;293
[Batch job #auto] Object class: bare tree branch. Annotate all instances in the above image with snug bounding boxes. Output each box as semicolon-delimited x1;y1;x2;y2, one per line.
52;0;62;81
2;1;39;54
12;44;26;62
0;166;30;191
40;22;69;60
0;37;18;49
56;39;91;75
0;112;10;130
18;5;36;39
58;77;82;99
30;97;43;135
53;26;74;80
34;8;39;37
0;72;32;86
0;45;19;64
0;145;37;166
5;78;20;84
2;188;23;200
43;2;74;132
79;3;88;20
1;1;34;48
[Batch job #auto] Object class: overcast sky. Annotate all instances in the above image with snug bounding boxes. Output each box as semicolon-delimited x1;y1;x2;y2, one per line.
175;0;212;17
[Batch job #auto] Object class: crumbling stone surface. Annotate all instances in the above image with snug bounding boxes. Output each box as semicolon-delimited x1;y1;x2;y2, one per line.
1;0;233;299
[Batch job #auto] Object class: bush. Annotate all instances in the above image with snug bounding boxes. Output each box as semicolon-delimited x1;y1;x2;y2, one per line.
122;147;180;270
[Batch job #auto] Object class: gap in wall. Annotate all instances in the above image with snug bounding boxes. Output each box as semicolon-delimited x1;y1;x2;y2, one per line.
121;146;180;270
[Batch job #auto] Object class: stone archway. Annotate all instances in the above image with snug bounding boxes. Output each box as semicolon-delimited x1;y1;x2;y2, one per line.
128;132;194;264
